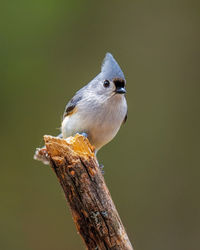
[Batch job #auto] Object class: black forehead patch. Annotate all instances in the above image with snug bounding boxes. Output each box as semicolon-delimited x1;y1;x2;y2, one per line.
113;78;125;88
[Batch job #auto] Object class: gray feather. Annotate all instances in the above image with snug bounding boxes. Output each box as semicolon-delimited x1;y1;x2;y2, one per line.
99;53;125;81
63;92;83;119
123;113;128;124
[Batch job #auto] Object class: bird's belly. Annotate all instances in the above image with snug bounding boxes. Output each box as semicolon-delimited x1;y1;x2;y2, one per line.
62;97;127;150
62;112;123;149
62;113;88;138
88;122;121;150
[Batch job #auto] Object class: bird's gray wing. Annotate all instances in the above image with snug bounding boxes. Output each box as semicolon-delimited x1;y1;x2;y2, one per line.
63;92;82;119
123;112;128;124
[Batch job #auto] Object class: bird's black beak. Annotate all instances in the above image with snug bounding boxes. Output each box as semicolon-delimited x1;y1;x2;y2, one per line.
115;87;126;94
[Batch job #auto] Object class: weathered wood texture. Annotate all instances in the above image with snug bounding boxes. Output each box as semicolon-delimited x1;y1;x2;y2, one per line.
35;134;133;250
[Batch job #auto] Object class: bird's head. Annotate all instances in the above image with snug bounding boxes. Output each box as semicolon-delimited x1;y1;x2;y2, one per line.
89;53;126;99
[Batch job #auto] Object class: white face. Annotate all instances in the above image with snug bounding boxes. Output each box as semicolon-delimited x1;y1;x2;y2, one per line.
101;79;116;97
94;78;126;99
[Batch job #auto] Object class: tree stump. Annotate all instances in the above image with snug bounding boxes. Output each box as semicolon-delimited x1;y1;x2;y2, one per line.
34;134;133;250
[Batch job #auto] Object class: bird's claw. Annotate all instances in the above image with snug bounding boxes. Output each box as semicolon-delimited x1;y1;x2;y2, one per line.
99;163;104;175
77;132;88;138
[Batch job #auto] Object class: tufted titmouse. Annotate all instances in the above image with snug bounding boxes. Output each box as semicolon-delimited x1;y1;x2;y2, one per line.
35;53;127;164
61;53;127;152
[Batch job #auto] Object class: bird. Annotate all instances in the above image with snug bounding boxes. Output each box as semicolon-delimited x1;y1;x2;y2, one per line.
34;53;127;164
61;53;127;153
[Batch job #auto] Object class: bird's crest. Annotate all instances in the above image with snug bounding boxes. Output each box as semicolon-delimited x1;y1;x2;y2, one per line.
100;53;125;81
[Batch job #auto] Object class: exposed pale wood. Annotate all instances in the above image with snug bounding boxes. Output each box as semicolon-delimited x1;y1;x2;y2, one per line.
35;134;133;250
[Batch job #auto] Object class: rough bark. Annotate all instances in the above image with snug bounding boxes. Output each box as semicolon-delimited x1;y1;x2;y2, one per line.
34;134;133;250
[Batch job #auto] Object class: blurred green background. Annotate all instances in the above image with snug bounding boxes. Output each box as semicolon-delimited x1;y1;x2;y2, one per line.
1;0;200;249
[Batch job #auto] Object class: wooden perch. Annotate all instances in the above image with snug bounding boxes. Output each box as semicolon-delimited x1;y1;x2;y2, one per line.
34;134;133;250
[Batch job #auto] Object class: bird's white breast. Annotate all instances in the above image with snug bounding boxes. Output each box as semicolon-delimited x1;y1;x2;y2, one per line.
62;95;127;150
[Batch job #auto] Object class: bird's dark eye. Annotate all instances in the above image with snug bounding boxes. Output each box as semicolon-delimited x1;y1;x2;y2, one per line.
103;80;110;88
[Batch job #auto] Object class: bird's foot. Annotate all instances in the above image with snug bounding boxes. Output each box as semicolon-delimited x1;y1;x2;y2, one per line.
77;132;88;138
98;163;104;175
